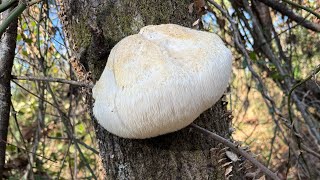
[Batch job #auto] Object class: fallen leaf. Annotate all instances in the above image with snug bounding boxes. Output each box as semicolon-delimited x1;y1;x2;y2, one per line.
226;151;239;162
225;166;233;176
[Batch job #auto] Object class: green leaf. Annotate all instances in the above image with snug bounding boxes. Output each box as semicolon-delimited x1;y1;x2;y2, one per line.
76;123;85;133
270;72;282;81
16;33;22;41
293;66;301;79
30;21;37;27
249;51;257;61
22;22;27;30
24;38;32;44
22;50;28;57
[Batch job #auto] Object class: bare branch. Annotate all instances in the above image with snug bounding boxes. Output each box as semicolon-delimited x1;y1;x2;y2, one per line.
12;75;94;88
190;123;280;180
0;139;58;164
258;0;320;32
301;144;320;159
282;0;320;19
206;0;284;118
288;65;320;142
11;102;36;178
44;79;97;178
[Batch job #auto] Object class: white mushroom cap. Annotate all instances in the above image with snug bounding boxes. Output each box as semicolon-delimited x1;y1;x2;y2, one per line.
92;24;232;139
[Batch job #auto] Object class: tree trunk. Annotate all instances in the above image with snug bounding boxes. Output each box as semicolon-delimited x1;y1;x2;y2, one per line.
59;0;241;179
0;3;18;176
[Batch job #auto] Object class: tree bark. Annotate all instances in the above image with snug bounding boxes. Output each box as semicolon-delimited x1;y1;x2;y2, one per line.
0;3;18;176
59;0;242;179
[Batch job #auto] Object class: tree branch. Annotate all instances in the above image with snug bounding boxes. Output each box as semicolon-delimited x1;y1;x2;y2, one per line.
288;65;320;141
0;2;18;176
0;0;17;13
258;0;320;32
206;0;284;117
12;75;94;88
282;0;320;19
0;2;26;37
190;123;280;180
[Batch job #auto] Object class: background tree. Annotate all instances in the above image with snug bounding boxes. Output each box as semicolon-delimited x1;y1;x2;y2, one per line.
58;0;245;179
0;0;17;176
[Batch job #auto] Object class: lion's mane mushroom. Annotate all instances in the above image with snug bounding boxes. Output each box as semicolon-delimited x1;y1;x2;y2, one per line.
92;24;232;139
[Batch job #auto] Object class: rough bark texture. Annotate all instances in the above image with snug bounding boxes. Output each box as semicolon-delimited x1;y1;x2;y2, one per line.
0;6;18;177
59;0;242;179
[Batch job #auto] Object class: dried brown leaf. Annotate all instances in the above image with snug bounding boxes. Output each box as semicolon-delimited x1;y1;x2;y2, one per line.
225;166;233;176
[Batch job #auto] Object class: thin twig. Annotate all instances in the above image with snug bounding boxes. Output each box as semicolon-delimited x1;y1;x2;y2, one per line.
267;125;278;167
47;136;99;155
12;80;57;108
44;81;97;179
75;139;99;155
12;75;94;88
12;80;97;177
258;0;320;32
190;123;280;180
57;141;72;179
301;144;320;159
0;139;58;164
27;0;43;6
206;0;283;117
288;64;320;126
11;102;35;178
282;0;320;19
285;65;320;176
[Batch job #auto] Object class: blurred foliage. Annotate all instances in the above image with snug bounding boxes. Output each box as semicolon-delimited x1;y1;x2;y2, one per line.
5;1;99;179
219;0;320;179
